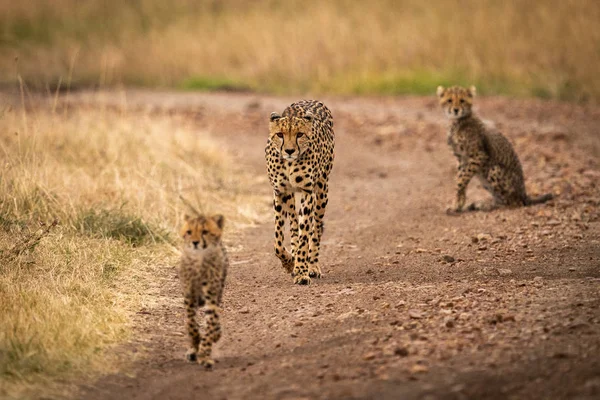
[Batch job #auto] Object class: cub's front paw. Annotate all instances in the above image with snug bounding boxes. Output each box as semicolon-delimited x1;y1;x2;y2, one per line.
185;349;197;363
199;358;215;369
293;274;311;285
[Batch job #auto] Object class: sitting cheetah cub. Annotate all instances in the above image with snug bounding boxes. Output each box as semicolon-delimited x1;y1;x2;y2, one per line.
179;214;228;368
437;85;553;213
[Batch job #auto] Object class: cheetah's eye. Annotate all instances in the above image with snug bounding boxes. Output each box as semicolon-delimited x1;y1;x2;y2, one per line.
276;132;283;138
186;230;192;235
446;99;452;104
202;230;209;235
297;132;304;138
460;99;465;104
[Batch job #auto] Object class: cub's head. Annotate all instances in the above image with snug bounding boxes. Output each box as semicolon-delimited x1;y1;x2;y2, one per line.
268;111;314;161
180;214;224;250
436;85;476;119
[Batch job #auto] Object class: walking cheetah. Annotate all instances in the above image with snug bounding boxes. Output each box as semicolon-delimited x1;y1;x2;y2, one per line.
179;214;228;368
265;100;335;285
437;85;553;213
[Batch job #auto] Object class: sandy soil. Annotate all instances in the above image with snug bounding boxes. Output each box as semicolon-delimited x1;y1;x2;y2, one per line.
71;91;600;400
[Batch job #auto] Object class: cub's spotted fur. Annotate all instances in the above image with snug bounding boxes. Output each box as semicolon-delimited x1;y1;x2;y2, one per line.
437;85;553;213
179;214;228;368
265;100;335;285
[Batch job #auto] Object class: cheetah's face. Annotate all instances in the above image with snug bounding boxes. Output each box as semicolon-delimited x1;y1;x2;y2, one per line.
181;214;224;250
437;85;476;120
268;112;314;161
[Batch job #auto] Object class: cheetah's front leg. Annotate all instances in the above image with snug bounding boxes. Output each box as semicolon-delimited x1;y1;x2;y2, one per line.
184;293;201;363
273;192;294;273
197;303;222;369
308;188;328;279
293;191;314;285
449;157;483;213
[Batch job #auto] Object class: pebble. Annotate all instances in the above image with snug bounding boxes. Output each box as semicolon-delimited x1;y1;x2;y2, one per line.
497;268;513;276
409;310;424;319
363;352;377;361
442;255;455;263
395;347;409;357
410;364;429;374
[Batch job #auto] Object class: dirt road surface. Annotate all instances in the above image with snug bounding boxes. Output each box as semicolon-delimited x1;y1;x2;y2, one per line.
72;91;599;400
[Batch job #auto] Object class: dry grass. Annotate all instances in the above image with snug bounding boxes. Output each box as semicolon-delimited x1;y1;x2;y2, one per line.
0;93;266;399
0;0;598;101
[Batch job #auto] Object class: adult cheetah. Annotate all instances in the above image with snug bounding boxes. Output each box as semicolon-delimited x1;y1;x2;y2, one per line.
265;100;335;285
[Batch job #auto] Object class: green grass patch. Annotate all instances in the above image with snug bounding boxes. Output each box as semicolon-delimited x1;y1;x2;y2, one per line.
75;207;172;247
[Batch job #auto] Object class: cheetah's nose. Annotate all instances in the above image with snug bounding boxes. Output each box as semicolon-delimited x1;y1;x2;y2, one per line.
453;108;459;114
285;149;295;155
192;241;200;248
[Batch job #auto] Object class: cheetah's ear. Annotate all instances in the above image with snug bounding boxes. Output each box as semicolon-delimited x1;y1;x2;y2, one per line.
270;112;281;122
184;214;191;222
468;86;476;97
302;112;314;122
212;214;225;230
436;86;445;97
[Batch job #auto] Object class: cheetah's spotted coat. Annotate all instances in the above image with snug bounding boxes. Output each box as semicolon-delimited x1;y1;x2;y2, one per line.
179;214;228;368
437;85;553;213
265;100;335;285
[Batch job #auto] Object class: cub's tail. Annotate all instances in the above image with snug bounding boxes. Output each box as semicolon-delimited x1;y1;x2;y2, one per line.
525;193;554;206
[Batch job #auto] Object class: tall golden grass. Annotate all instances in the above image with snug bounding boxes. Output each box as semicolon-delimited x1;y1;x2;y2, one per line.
0;95;266;398
0;0;598;101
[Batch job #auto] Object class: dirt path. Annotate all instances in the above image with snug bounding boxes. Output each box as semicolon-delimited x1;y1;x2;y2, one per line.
76;91;600;400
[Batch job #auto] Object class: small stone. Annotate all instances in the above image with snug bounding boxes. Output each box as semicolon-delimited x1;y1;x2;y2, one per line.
395;347;409;357
568;267;576;272
478;245;488;251
442;255;455;263
363;352;377;361
410;364;429;374
497;268;512;276
239;307;250;314
476;233;492;242
294;321;303;327
444;317;455;328
409;310;424;319
415;248;428;253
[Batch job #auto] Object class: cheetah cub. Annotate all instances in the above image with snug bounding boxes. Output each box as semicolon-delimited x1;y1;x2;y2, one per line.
179;214;228;368
437;85;553;213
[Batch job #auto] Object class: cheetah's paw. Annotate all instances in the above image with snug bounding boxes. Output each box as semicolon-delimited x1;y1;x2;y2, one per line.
185;349;197;363
308;265;322;279
293;274;311;285
198;358;215;369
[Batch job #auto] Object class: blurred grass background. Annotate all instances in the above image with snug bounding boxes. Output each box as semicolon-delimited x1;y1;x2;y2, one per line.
1;0;599;101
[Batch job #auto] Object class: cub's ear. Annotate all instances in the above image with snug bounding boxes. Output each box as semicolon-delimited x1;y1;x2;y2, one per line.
270;112;281;122
184;214;191;222
212;214;225;229
303;112;314;122
468;86;477;97
436;86;445;97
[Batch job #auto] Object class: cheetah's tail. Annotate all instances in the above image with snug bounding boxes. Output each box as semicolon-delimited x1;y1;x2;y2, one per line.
525;193;554;206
